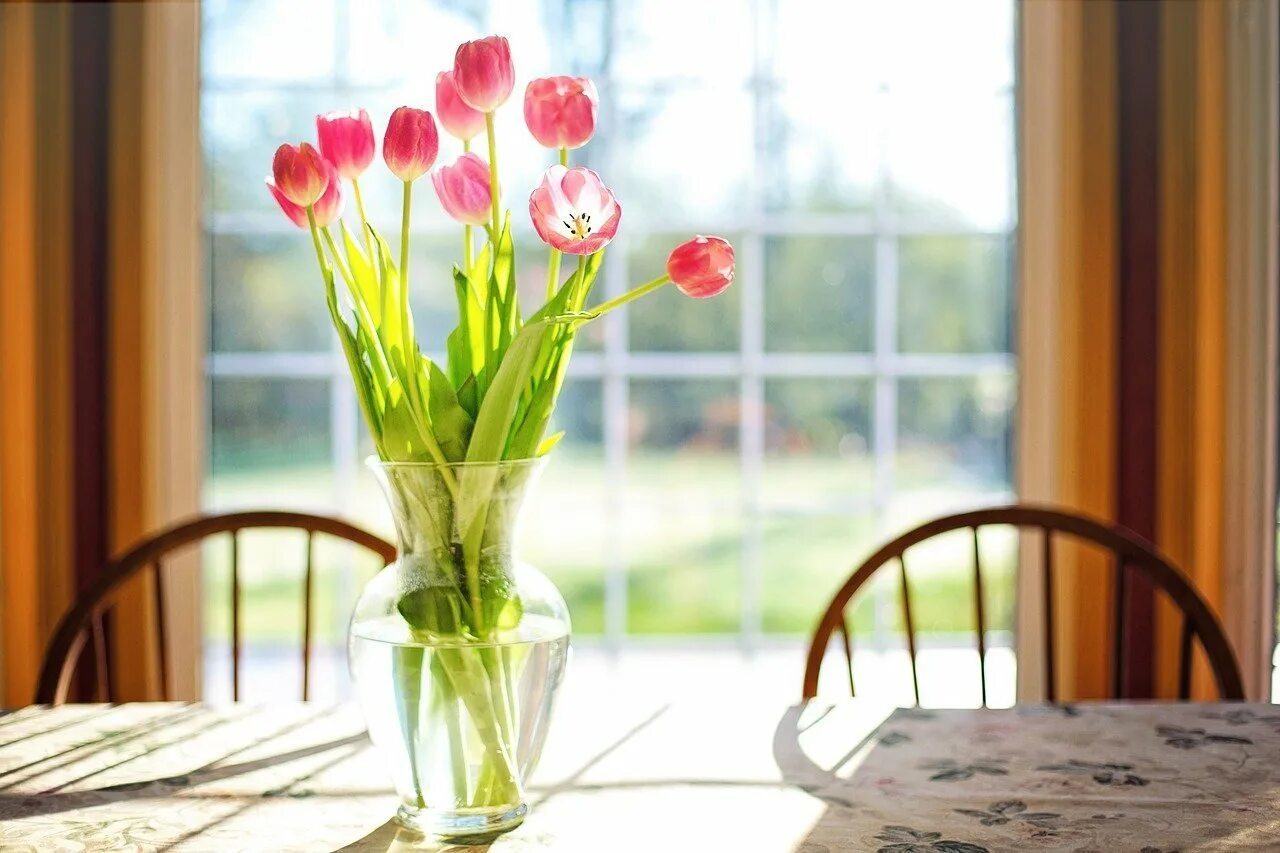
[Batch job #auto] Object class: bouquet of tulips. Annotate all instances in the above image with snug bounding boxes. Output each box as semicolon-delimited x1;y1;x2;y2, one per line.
267;34;733;820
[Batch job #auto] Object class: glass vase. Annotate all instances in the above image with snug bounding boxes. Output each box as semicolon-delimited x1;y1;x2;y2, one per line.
349;458;570;842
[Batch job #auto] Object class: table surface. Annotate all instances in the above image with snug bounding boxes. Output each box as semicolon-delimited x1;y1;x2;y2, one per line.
1;698;1278;852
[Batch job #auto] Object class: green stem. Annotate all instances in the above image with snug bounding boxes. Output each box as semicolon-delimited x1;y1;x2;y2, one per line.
306;206;328;273
589;273;671;317
545;148;569;301
352;177;373;259
484;112;500;242
572;254;588;311
400;180;412;296
399;180;414;366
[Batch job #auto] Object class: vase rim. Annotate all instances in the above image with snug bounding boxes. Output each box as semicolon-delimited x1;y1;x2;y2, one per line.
364;454;547;472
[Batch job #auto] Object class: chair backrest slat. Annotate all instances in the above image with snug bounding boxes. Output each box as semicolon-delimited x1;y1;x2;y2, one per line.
1042;527;1056;703
1177;616;1194;700
37;511;396;706
801;504;1244;703
897;555;921;706
972;526;988;708
152;560;170;702
1111;558;1128;699
230;530;241;703
91;612;110;702
838;614;855;696
302;530;316;702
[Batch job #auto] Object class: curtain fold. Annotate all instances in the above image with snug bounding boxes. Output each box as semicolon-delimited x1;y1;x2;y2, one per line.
1020;0;1275;700
0;2;202;706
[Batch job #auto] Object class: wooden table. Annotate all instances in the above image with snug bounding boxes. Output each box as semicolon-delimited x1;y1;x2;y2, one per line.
2;698;1279;851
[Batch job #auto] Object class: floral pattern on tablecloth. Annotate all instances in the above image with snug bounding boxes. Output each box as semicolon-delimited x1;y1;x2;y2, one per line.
780;702;1280;852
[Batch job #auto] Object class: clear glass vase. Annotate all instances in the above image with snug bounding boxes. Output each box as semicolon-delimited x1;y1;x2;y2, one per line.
349;458;570;842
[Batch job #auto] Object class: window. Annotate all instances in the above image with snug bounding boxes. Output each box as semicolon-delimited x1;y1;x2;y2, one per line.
202;0;1016;702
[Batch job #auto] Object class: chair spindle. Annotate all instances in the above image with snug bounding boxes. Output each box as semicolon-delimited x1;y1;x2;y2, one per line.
231;530;241;702
972;526;988;707
898;555;920;706
91;612;110;702
838;613;855;696
152;560;170;701
302;530;315;701
1111;557;1128;699
1042;527;1056;703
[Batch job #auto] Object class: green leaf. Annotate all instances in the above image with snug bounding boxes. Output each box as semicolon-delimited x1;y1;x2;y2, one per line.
381;378;423;461
457;320;554;583
536;431;565;456
426;358;473;463
342;223;376;318
465;320;551;465
323;264;385;452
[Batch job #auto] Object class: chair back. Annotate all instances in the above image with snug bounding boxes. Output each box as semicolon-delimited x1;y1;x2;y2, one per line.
802;504;1244;703
36;511;395;705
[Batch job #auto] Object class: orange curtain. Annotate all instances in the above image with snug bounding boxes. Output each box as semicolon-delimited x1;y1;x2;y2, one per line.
0;2;201;706
1021;0;1263;700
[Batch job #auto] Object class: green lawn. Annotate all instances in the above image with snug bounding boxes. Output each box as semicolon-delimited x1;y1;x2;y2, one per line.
204;450;1013;645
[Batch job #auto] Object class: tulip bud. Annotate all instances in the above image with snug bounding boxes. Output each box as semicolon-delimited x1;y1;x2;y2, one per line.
453;36;515;113
523;76;599;150
667;236;735;298
383;106;439;182
266;156;345;229
431;152;493;226
436;71;487;142
316;109;376;180
271;142;329;207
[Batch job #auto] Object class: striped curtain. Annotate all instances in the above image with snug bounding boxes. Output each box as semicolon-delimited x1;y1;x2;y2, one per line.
1019;0;1277;701
0;2;201;706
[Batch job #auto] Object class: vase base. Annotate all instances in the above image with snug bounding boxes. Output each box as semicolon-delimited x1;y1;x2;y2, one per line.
394;802;528;843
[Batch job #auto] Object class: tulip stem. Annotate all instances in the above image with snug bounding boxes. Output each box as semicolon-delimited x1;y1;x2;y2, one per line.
305;206;329;274
352;178;373;258
587;274;670;318
545;148;570;302
400;180;412;291
484;112;500;243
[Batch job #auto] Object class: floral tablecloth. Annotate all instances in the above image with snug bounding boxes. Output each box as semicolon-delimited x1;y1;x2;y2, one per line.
0;699;1277;851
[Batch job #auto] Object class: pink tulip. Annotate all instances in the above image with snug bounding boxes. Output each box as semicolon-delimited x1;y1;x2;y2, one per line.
266;156;345;229
523;76;599;150
528;165;621;255
453;36;514;113
383;107;439;182
436;71;487;142
667;236;735;298
431;152;492;226
272;142;329;207
315;109;375;179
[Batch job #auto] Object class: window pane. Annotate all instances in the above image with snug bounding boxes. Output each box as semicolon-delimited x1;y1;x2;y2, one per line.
615;0;753;84
763;378;873;512
626;379;740;634
627;233;743;351
888;93;1014;230
210;233;332;352
761;514;874;634
764;87;878;215
524;380;607;635
765;235;874;352
613;87;753;228
897;235;1012;354
896;375;1014;495
202;0;337;85
207;377;332;508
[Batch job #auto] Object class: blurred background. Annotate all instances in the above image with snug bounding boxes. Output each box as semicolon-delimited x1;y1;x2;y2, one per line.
202;0;1016;704
3;0;1277;711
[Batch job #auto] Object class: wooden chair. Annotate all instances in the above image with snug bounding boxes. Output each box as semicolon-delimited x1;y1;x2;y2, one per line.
803;504;1244;703
36;511;395;706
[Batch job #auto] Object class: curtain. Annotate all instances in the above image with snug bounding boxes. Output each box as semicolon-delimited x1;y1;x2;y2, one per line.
0;2;202;706
1019;0;1277;701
